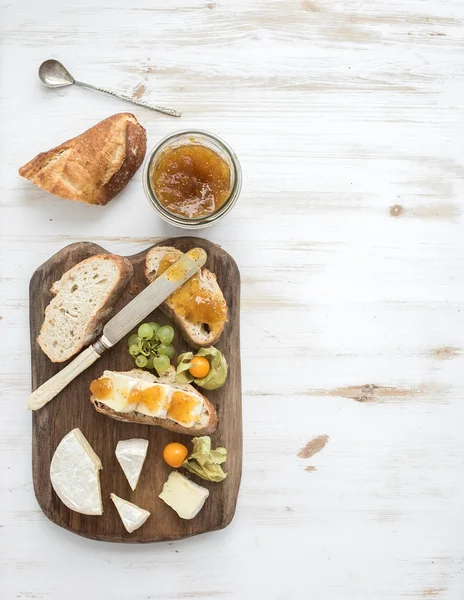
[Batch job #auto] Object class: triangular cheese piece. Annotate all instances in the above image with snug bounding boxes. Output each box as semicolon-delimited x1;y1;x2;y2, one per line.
50;428;103;515
110;493;150;533
115;439;148;490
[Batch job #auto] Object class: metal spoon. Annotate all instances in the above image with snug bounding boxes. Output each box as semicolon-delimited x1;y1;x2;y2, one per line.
38;59;181;118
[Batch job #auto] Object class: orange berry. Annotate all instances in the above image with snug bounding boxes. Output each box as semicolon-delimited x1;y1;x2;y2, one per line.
163;442;188;468
189;355;210;378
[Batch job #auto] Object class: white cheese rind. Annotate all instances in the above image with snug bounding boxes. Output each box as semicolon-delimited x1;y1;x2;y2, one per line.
110;493;151;533
50;428;103;516
159;471;209;520
115;438;149;491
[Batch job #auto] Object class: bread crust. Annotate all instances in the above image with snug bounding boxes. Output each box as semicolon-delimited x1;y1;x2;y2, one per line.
18;113;146;205
90;369;218;435
38;254;133;362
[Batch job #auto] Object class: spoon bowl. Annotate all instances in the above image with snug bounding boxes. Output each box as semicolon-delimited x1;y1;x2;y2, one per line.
39;59;75;88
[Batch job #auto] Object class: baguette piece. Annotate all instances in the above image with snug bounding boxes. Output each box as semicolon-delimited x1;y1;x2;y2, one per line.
90;368;218;435
18;113;146;205
38;254;133;362
145;247;228;347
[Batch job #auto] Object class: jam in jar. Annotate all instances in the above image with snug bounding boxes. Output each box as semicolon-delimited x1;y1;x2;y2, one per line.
150;143;231;219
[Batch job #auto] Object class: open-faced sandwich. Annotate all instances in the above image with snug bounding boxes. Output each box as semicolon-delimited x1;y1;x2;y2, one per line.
145;246;228;348
90;367;218;435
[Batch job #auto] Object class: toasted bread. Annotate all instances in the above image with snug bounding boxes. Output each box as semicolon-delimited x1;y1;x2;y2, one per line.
145;247;228;347
38;254;133;362
18;113;146;205
90;368;218;435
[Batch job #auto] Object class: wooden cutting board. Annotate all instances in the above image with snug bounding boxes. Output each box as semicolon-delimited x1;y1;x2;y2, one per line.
30;237;242;543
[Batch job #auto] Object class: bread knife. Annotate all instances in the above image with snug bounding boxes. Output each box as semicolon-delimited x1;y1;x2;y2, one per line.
28;248;207;411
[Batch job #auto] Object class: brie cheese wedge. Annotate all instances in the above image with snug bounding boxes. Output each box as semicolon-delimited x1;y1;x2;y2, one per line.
115;438;149;491
110;493;151;533
159;471;209;520
50;428;103;515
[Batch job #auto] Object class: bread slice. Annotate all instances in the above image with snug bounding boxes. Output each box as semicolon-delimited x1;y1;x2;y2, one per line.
90;368;218;435
145;247;228;347
18;113;146;205
38;254;133;362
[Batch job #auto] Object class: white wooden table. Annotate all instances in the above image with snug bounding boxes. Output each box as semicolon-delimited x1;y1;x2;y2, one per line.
1;1;464;598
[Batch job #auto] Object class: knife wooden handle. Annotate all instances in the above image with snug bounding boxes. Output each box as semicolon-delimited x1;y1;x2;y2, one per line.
27;345;101;411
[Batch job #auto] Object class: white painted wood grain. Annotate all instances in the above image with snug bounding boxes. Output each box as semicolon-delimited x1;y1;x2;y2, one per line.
1;0;464;598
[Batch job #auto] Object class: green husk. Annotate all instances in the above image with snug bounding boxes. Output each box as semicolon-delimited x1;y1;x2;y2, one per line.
175;347;228;390
182;436;228;482
175;352;196;383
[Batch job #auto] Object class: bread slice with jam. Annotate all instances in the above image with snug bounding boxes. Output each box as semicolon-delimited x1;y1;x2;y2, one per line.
145;247;228;348
90;368;218;436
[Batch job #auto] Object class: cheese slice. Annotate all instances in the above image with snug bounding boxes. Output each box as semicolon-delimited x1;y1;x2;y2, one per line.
159;471;209;520
110;493;150;533
50;428;103;515
115;438;148;491
98;371;144;413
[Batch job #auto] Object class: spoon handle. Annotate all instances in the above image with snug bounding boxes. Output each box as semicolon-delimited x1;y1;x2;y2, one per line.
74;80;181;117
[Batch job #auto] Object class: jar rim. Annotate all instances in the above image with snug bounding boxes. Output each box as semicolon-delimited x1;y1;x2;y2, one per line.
143;130;242;229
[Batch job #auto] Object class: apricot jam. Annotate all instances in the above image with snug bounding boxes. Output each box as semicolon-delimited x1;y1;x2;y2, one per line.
90;377;112;400
158;257;227;328
140;385;167;413
167;391;201;425
128;388;143;405
151;144;231;218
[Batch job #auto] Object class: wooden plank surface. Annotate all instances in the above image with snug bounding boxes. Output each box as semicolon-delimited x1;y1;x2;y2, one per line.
29;238;242;542
1;0;464;597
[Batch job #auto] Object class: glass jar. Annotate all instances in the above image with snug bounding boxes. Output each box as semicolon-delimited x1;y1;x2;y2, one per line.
143;130;242;229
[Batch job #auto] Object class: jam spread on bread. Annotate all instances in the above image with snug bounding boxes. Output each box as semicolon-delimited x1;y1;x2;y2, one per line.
90;377;113;400
139;385;167;414
151;144;231;218
158;257;227;327
167;392;201;425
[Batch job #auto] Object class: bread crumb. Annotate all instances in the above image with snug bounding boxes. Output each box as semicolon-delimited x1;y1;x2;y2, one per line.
129;282;139;295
